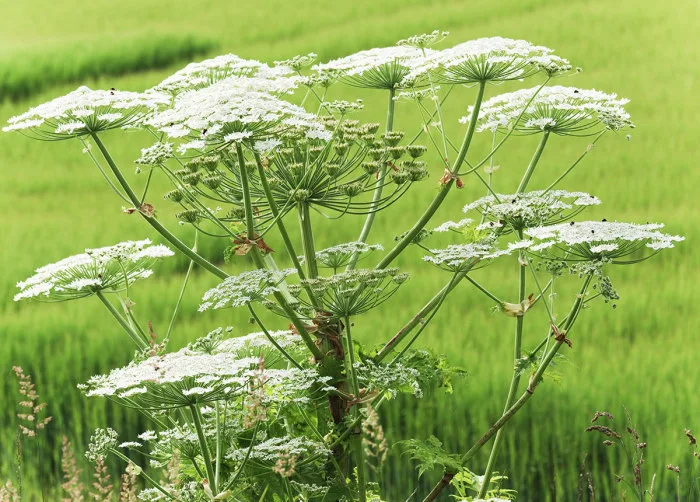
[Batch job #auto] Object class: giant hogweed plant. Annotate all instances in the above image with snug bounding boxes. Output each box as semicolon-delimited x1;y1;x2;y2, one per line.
6;31;683;501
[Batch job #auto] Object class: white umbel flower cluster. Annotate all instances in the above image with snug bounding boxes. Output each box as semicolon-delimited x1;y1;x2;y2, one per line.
3;86;169;139
313;46;434;89
525;221;684;260
135;141;174;165
81;350;258;400
424;240;531;272
86;428;119;462
216;329;302;355
432;218;474;233
404;36;571;85
147;77;331;153
303;242;384;269
199;268;296;311
462;85;633;134
463;190;601;230
14;239;173;301
151;53;298;95
226;435;331;463
80;338;327;409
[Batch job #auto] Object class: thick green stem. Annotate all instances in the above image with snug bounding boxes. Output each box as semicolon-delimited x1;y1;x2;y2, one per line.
516;132;550;194
344;317;360;396
347;88;396;271
464;277;590;464
190;404;217;493
96;290;148;349
253;153;321;309
298;203;319;279
377;81;486;270
241;148;323;358
236;142;256;240
215;403;221;490
478;236;527;496
90;133;228;280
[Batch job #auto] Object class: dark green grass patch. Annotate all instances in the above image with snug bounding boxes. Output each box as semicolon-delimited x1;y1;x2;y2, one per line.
0;33;216;101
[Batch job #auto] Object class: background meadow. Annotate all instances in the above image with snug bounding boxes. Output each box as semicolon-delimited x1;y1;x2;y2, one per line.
0;0;697;499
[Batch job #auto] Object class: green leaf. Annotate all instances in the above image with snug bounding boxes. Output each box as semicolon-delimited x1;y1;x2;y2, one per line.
397;435;461;478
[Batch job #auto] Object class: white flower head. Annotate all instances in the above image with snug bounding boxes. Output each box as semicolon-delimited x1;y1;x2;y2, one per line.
253;138;282;154
463;190;601;230
397;30;450;49
463;85;633;135
226;435;331;464
135;142;173;165
432;218;474;233
14;239;173;302
216;329;303;355
525;221;684;262
199;268;296;311
147;77;330;152
404;36;571;85
152;53;298;95
423;240;521;272
313;45;435;89
302;242;384;269
86;428;119;462
274;53;318;72
81;332;328;410
4;86;169;139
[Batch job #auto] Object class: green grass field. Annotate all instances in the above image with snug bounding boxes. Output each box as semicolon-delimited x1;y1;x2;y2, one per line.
1;0;698;499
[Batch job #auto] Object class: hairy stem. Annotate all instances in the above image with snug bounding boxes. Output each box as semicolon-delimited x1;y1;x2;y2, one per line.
344;317;366;502
236;142;256;240
422;473;456;502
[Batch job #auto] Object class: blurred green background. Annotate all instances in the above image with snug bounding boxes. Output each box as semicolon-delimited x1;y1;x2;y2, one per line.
0;0;697;500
